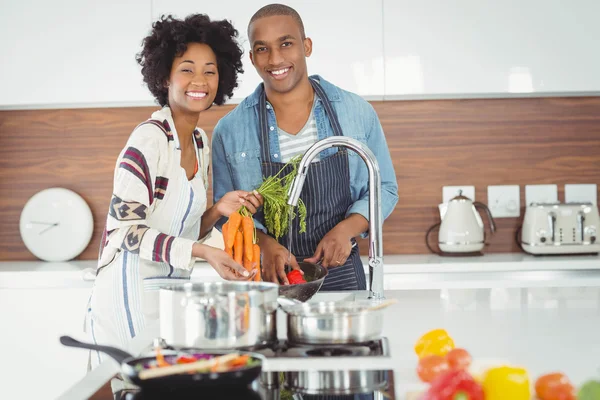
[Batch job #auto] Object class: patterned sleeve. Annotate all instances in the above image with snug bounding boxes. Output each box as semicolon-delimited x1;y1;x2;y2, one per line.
100;126;196;271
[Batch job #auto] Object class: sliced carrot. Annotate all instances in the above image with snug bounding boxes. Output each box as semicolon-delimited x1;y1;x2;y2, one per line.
210;358;219;372
228;355;250;368
226;212;242;249
253;243;261;282
155;348;169;367
234;230;243;265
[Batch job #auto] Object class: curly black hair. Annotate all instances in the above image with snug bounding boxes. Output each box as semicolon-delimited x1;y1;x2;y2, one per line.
136;14;244;107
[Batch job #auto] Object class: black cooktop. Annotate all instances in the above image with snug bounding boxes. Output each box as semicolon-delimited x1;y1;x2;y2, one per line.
92;369;395;400
90;339;393;400
178;337;390;359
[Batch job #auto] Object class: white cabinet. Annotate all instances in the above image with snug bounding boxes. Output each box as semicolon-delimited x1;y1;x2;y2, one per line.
0;0;153;108
0;287;92;399
152;0;385;101
383;0;600;98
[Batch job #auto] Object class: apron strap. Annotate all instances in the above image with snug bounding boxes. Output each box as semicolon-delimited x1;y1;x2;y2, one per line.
258;78;345;163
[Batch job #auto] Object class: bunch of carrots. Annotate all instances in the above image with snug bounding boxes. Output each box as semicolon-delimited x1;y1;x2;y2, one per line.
222;207;261;282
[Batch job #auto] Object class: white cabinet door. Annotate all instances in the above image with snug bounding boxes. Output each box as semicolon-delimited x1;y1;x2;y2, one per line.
0;287;92;400
0;0;153;108
383;0;600;98
152;0;385;101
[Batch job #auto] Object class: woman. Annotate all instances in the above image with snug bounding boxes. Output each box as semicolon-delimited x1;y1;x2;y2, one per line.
86;14;261;368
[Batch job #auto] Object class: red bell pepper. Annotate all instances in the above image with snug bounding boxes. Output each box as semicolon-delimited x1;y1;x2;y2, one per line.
286;270;306;284
422;369;484;400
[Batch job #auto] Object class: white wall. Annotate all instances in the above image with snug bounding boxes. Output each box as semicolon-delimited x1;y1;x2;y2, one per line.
383;0;600;98
1;0;599;109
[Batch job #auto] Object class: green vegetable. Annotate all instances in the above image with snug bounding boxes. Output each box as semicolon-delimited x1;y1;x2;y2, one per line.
279;372;294;400
255;156;307;240
578;380;600;400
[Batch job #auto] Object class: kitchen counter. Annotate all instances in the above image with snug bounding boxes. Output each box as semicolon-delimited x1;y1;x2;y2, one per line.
57;281;600;400
2;252;599;289
2;253;599;399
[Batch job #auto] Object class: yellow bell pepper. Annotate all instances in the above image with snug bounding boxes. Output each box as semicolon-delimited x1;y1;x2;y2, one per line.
482;365;530;400
414;328;455;358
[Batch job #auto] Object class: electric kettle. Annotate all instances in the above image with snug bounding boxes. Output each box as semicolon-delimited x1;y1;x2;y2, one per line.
426;190;497;255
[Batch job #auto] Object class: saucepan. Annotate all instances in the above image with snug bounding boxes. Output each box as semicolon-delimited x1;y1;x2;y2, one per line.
159;281;279;349
158;262;326;350
59;336;264;390
279;298;398;345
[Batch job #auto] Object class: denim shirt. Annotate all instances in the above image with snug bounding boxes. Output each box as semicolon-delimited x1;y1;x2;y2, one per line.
212;75;399;236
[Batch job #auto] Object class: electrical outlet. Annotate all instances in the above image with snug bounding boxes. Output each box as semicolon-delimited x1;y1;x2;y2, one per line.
525;184;558;205
487;185;520;217
442;186;475;203
565;184;597;205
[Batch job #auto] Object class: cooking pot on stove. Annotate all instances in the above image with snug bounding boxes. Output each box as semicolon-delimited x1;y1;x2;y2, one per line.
285;369;390;396
159;281;279;349
279;299;397;344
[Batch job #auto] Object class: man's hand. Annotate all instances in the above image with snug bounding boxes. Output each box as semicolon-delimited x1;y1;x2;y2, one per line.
258;232;302;285
304;225;353;268
304;214;368;268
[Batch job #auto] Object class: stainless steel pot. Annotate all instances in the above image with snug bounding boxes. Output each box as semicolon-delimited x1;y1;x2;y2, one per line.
285;369;389;396
284;300;387;344
159;281;279;349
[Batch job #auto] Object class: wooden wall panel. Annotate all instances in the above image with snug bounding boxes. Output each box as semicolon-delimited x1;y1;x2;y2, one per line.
1;96;599;261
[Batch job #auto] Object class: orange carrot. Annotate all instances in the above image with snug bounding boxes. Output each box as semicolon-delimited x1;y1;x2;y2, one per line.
226;212;242;249
234;230;243;265
243;250;253;273
229;355;250;368
241;216;254;261
253;243;261;282
222;221;230;250
155;347;169;367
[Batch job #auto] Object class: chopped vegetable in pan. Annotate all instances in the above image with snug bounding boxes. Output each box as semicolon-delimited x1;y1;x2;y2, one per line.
134;350;259;373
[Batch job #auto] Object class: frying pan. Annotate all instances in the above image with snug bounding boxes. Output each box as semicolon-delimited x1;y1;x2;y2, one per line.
59;336;263;390
278;261;328;302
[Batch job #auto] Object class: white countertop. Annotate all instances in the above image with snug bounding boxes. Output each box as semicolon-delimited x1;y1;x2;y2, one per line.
57;283;600;400
2;252;599;290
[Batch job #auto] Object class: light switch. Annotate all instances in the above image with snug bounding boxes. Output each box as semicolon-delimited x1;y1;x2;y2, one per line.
442;186;475;203
525;184;558;205
488;185;520;218
565;184;597;205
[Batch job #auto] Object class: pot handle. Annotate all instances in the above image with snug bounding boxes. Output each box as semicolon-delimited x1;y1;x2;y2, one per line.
60;335;133;364
277;297;302;313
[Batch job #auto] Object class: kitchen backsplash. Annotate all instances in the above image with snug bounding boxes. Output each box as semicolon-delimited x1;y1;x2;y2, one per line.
1;96;599;261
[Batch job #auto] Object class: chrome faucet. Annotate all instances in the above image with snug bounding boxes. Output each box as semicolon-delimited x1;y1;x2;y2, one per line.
287;137;385;300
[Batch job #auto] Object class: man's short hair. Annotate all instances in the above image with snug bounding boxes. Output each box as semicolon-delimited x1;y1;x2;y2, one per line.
248;3;306;40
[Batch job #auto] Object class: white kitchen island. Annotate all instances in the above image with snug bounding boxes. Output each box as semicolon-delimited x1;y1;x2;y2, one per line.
1;253;599;399
49;255;600;400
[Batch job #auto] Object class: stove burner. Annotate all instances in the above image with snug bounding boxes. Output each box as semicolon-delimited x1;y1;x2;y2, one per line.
305;347;355;357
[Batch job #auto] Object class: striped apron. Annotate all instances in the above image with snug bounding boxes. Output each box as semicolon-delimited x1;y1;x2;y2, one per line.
258;78;366;292
84;122;208;371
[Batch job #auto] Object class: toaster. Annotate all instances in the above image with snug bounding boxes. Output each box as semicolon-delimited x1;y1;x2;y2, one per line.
521;202;600;255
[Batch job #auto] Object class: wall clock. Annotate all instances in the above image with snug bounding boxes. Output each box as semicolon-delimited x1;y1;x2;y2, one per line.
19;188;94;261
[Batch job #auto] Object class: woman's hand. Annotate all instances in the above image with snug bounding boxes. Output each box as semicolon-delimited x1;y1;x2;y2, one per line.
193;243;256;281
216;190;264;216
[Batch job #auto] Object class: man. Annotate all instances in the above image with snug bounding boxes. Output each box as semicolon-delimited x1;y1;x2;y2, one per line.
212;3;398;290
